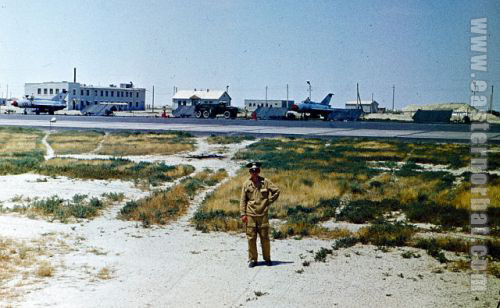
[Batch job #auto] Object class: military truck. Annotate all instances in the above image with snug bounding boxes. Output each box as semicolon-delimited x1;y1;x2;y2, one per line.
194;102;239;119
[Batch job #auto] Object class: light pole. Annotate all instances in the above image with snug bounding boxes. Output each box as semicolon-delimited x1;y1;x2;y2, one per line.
306;80;311;100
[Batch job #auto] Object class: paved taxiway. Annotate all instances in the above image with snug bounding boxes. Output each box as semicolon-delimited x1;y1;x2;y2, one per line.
0;115;499;143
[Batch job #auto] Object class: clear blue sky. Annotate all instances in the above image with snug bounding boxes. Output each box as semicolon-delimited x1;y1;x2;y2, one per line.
0;0;498;109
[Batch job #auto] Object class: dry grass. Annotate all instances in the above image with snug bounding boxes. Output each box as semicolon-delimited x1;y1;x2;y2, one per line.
97;132;194;156
120;184;190;226
0;235;65;301
206;135;255;144
0;127;45;175
96;267;113;280
37;158;194;187
0;127;43;155
201;169;343;217
121;169;227;226
197;137;497;237
35;261;54;277
47;130;105;154
453;182;500;209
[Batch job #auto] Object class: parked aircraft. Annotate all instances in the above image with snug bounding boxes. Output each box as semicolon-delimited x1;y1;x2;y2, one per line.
290;93;334;118
11;91;67;115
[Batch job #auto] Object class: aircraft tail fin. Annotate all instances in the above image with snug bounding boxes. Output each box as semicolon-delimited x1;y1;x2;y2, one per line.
320;93;334;105
52;90;68;101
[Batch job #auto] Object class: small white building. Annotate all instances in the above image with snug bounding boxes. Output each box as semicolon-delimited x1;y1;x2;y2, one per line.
172;89;231;109
345;100;379;113
25;81;146;111
244;99;294;112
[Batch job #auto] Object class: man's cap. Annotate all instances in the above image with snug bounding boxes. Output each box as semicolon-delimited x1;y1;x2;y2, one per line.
246;162;262;170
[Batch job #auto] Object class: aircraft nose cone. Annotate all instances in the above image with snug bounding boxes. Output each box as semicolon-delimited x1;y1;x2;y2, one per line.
11;101;17;107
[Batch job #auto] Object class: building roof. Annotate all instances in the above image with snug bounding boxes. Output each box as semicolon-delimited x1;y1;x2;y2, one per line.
345;100;379;106
173;90;228;100
402;102;476;113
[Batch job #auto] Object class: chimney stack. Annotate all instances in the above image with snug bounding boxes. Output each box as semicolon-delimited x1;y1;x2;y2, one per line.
73;67;76;83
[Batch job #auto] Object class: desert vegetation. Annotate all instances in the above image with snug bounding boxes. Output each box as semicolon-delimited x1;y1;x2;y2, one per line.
120;168;227;226
36;158;194;188
194;137;499;271
206;134;256;145
0;234;67;301
96;131;195;156
5;193;125;222
0;126;45;175
47;130;106;154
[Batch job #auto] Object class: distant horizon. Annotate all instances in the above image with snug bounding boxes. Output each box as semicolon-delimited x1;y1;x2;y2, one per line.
0;0;498;110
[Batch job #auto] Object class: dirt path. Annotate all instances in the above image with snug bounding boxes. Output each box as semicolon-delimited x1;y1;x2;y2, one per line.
89;131;109;154
0;138;498;308
41;132;55;160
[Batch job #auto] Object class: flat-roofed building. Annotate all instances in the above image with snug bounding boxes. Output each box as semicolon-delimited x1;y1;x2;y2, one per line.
172;89;231;109
345;100;379;113
24;81;146;111
244;99;294;112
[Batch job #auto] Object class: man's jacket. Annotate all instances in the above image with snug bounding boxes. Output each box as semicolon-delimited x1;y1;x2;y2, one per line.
240;176;280;217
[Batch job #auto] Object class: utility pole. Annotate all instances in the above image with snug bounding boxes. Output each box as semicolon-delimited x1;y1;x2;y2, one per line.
265;86;268;105
490;85;494;113
152;85;155;113
306;80;311;100
6;84;8;99
356;83;361;110
392;85;395;112
286;84;289;105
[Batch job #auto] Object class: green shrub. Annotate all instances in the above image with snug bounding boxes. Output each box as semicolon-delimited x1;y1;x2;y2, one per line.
102;192;125;202
414;238;448;263
314;247;333;262
358;219;415;247
272;229;285;239
89;197;103;208
403;200;468;227
337;200;382;223
332;236;359;250
120;200;139;215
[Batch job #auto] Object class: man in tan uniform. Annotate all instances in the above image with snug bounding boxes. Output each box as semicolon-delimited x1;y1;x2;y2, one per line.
240;162;280;268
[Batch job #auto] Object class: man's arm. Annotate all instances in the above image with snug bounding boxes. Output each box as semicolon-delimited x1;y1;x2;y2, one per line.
267;180;280;203
240;184;248;217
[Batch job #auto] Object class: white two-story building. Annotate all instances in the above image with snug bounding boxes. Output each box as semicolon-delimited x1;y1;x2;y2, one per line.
24;81;146;111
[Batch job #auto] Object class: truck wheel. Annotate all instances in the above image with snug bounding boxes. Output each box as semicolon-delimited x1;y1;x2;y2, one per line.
202;110;211;118
195;111;202;118
223;111;231;119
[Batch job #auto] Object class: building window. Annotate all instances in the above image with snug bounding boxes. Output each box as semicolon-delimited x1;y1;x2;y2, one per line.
72;89;76;95
44;89;48;94
49;89;53;94
136;92;139;98
111;91;114;97
55;89;59;94
100;90;103;96
105;91;108;97
136;102;139;107
80;90;84;96
37;88;41;94
86;90;90;96
94;90;98;96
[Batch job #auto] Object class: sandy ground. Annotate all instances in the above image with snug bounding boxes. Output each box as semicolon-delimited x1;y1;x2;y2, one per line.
0;135;498;308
